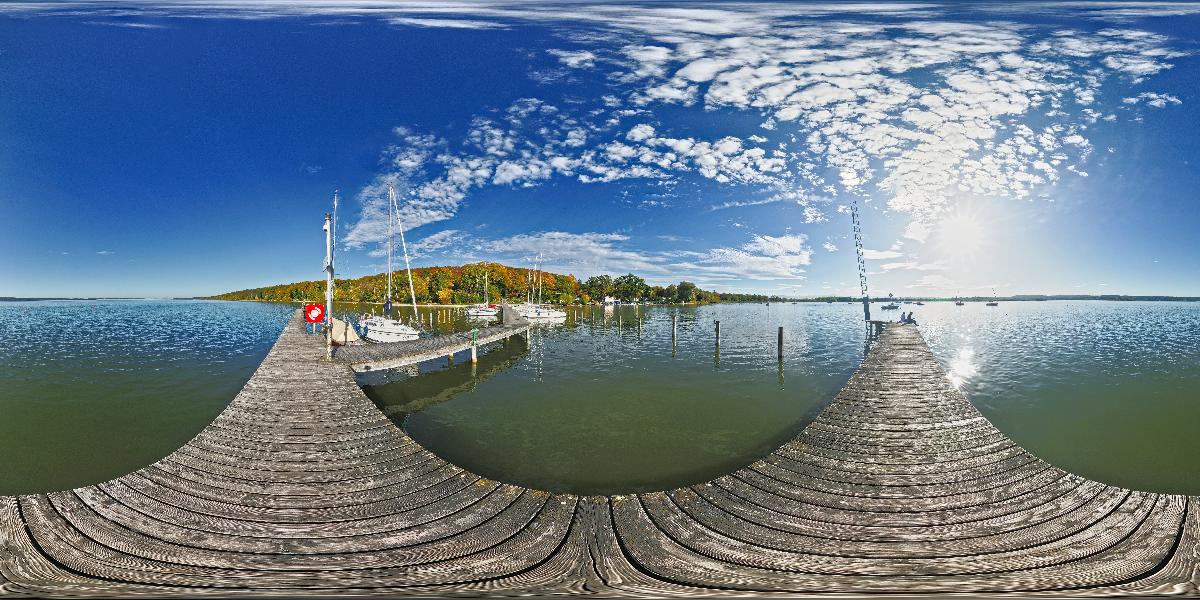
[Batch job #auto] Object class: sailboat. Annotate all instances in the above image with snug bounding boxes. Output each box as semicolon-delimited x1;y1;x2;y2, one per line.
361;183;421;343
465;271;499;318
986;288;1000;307
515;263;566;321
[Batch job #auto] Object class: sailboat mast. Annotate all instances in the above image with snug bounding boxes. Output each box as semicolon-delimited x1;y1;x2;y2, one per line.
391;187;419;319
324;190;338;328
483;271;489;304
385;184;394;314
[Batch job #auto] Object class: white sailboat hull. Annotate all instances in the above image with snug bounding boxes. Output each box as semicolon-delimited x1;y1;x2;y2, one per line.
465;305;499;318
515;304;567;320
361;317;420;343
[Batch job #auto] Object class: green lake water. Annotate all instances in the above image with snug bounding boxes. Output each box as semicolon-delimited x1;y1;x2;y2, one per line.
1;299;1197;496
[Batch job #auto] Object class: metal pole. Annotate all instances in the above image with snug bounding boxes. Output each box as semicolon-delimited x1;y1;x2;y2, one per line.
323;212;333;361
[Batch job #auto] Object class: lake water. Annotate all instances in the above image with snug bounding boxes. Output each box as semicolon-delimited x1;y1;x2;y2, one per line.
0;300;292;494
1;299;1197;496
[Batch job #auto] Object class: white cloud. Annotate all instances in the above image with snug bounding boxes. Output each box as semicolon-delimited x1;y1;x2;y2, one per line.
822;240;839;252
478;231;661;276
83;21;167;28
387;17;507;29
409;230;463;257
548;49;597;68
906;274;958;290
862;249;902;260
96;250;116;256
670;233;812;280
881;260;947;271
1122;92;1183;107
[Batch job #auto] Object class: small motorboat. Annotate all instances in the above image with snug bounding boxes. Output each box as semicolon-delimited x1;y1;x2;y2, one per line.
881;303;900;310
986;301;999;307
915;301;925;305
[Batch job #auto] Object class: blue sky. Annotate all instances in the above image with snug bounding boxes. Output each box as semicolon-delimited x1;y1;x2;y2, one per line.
1;1;1198;298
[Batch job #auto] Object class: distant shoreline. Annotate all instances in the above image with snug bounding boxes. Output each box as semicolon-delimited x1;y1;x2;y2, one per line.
5;295;1198;303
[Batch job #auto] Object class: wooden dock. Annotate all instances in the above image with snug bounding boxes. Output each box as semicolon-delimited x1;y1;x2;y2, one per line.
334;324;530;373
334;303;530;373
1;311;1196;596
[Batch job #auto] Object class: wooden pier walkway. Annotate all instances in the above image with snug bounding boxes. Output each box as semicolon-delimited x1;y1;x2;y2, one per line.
1;312;1196;597
334;304;530;373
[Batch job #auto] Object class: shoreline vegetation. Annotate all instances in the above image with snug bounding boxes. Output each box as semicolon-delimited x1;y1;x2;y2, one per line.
205;263;773;306
184;262;1200;306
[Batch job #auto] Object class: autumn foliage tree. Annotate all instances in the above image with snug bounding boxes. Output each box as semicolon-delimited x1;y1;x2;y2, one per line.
209;263;774;305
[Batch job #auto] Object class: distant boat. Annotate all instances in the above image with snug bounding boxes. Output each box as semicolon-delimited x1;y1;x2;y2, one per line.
881;303;900;310
986;287;1000;306
515;262;567;321
916;301;925;305
466;272;499;318
363;183;420;343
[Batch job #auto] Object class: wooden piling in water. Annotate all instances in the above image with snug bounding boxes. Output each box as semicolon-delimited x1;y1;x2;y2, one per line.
715;319;720;346
778;325;784;359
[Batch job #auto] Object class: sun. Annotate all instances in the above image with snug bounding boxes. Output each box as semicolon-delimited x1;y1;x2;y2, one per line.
935;210;987;261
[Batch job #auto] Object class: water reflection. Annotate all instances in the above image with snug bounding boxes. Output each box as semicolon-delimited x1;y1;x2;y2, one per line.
946;346;979;389
359;303;860;495
365;336;530;418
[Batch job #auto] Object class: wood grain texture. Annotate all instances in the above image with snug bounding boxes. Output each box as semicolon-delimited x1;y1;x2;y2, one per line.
0;312;1195;597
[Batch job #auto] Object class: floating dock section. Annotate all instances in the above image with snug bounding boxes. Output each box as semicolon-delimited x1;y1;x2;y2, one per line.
0;311;1196;596
334;304;530;373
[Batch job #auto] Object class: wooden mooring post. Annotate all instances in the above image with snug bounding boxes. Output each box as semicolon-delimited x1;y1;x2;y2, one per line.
715;319;721;346
672;315;678;344
778;326;784;360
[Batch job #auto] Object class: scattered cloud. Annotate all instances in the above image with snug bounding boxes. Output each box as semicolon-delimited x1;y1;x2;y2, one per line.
409;229;463;257
906;274;958;290
82;20;167;29
96;250;115;256
475;231;660;277
880;260;947;271
822;240;839;252
387;17;508;29
1122;92;1183;107
548;49;597;68
862;249;903;260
